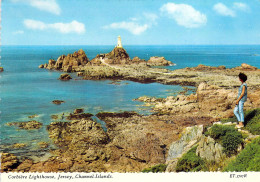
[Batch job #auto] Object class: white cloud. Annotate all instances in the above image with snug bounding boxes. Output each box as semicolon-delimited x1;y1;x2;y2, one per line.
24;19;86;34
213;3;236;17
233;2;250;12
103;13;158;35
103;22;149;35
11;0;61;15
160;3;207;28
13;30;24;35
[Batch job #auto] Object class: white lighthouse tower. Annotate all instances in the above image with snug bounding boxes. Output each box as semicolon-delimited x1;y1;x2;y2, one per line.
116;36;123;48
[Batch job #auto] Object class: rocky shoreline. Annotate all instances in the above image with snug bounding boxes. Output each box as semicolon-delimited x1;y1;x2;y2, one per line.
1;47;260;172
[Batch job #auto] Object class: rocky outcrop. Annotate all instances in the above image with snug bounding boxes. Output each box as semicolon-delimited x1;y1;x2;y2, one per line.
147;57;173;66
235;63;257;71
196;135;226;163
40;49;89;72
47;119;109;147
0;67;4;72
66;113;93;120
0;153;20;172
166;125;203;172
74;108;84;114
104;47;130;65
6;120;43;130
59;73;72;80
12;143;27;149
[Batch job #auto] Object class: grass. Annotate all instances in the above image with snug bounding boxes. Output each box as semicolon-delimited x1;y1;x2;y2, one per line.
224;136;260;171
175;146;207;172
221;108;260;135
141;164;167;173
208;125;243;156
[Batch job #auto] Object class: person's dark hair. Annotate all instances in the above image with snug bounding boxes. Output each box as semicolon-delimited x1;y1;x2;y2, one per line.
239;72;247;82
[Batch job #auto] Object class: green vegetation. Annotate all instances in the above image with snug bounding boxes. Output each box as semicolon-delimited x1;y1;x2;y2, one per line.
175;146;207;172
221;108;260;135
142;164;167;173
208;125;243;155
224;137;260;171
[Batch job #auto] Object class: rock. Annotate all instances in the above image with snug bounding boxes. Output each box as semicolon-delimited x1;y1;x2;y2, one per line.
6;120;42;130
52;100;65;105
38;142;49;148
28;114;38;119
12;143;27;149
42;49;89;72
47;119;109;147
96;111;139;120
131;57;146;64
74;108;84;114
241;63;257;70
0;67;4;72
166;125;203;162
77;72;84;77
104;47;130;65
16;159;33;172
38;64;44;68
147;56;173;66
51;115;59;119
59;73;72;80
0;153;20;172
66;113;93;120
46;59;56;69
196;135;226;163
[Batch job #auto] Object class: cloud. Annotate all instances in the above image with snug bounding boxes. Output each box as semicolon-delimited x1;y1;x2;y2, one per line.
233;2;250;12
103;13;158;35
11;0;61;15
13;30;24;35
103;22;149;35
213;3;236;17
160;3;207;28
24;19;86;34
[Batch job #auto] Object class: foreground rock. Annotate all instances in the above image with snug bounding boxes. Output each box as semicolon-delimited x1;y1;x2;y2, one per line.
6;120;43;130
0;153;20;172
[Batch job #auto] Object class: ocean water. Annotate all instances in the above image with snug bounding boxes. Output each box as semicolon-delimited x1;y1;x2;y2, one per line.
0;45;260;156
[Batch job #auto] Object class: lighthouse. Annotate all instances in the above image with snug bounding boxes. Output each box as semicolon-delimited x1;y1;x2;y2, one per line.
116;36;122;48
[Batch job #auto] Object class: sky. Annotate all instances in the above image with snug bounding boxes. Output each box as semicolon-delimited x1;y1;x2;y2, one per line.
2;0;260;45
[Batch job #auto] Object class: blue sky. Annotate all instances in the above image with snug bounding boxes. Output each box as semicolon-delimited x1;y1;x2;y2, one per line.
2;0;260;45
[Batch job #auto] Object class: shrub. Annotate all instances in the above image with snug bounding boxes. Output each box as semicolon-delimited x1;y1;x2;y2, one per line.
208;125;243;156
142;164;167;173
222;132;243;155
224;137;260;171
175;146;207;172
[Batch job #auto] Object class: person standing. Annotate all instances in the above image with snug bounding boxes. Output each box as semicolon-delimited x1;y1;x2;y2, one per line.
234;72;247;128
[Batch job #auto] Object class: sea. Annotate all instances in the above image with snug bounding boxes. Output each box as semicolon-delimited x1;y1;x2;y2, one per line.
1;45;260;157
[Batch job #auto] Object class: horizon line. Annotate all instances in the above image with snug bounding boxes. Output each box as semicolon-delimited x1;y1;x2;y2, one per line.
2;44;260;46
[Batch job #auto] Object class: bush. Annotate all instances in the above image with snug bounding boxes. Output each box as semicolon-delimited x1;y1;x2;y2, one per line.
208;125;243;155
175;146;207;172
224;137;260;171
222;133;243;155
142;164;167;173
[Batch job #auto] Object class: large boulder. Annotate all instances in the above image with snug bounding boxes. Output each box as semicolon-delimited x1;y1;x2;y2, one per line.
166;125;203;172
196;135;226;163
147;57;173;66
